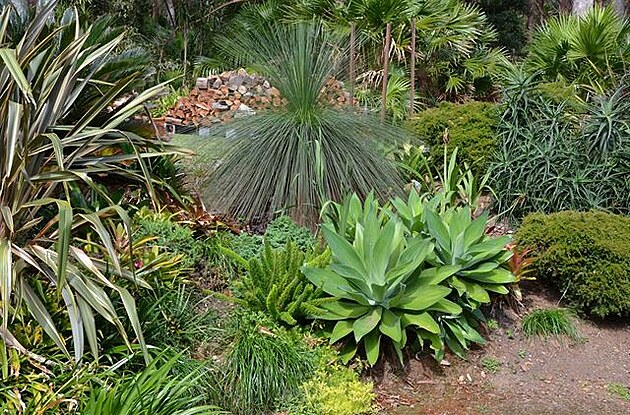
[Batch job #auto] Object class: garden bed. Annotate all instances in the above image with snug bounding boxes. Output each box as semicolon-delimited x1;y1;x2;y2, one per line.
377;283;630;414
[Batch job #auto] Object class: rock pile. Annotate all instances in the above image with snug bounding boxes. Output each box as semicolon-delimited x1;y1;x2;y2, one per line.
164;69;350;127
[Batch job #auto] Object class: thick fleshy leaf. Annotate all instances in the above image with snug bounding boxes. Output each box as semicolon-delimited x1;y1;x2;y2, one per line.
319;301;370;320
330;320;354;344
400;311;440;334
322;225;369;277
392;285;451;310
353;307;382;342
424;208;451;253
379;309;402;343
363;330;381;366
426;298;463;315
461;267;515;284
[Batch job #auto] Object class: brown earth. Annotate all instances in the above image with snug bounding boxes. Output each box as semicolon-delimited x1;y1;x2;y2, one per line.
375;284;630;415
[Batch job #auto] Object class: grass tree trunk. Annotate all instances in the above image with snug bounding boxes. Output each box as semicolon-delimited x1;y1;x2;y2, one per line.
410;17;416;116
381;22;392;122
573;0;594;16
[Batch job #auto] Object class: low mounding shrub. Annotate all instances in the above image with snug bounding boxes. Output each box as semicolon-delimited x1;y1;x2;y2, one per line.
264;215;316;251
404;101;498;173
287;350;376;415
515;211;630;318
135;216;206;269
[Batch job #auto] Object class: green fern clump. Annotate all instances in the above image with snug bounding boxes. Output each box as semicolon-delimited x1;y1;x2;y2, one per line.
232;242;330;325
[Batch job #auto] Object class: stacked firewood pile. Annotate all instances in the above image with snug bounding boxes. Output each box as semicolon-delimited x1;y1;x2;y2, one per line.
164;69;350;127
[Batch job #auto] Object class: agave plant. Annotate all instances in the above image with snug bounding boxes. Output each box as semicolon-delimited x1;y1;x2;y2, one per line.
302;195;461;365
0;1;177;364
206;22;403;227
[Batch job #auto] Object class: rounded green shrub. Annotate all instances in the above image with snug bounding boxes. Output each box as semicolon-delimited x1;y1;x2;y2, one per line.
404;101;499;173
515;211;630;318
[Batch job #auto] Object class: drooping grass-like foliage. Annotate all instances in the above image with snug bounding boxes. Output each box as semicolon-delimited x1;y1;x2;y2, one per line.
521;308;581;341
81;354;224;415
206;22;403;226
223;312;315;414
0;0;180;364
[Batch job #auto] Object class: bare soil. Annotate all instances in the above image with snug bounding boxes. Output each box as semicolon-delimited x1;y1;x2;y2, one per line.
375;285;630;415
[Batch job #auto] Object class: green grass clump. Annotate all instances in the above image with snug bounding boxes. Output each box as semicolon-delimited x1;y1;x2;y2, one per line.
521;308;581;341
223;312;316;415
516;211;630;318
607;382;630;401
405;101;498;173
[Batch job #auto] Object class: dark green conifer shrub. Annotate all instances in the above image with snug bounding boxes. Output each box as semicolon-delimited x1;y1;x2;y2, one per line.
515;211;630;318
404;101;498;173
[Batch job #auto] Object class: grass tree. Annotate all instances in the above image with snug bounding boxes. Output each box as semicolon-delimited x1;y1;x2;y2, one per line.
206;22;404;227
0;1;176;366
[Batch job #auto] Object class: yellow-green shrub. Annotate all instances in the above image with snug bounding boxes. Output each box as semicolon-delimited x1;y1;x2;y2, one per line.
290;364;376;415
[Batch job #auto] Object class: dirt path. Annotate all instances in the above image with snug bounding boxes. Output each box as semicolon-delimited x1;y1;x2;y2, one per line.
376;288;630;415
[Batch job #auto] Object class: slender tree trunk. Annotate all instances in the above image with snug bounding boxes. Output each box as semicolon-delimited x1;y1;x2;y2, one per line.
410;17;416;116
381;23;391;123
559;0;572;14
613;0;626;15
349;22;356;106
572;0;593;16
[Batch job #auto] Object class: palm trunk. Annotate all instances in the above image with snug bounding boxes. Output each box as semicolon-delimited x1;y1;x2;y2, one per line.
410;17;416;116
572;0;593;16
381;23;391;123
349;22;356;106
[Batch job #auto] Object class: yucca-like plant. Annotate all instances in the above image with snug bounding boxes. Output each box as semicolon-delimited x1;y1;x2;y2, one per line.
0;1;177;364
206;22;403;227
